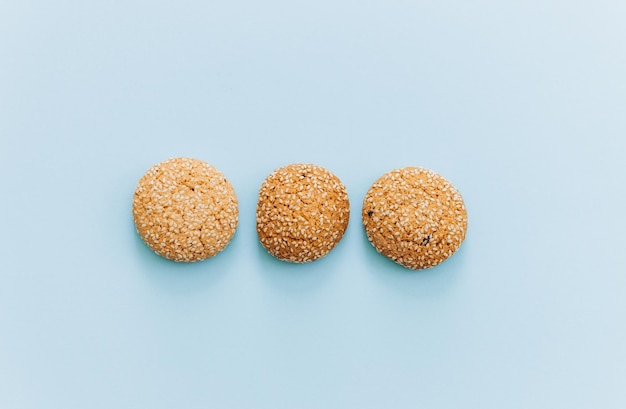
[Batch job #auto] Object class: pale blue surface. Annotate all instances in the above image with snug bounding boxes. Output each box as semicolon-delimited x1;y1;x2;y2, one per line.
1;0;625;408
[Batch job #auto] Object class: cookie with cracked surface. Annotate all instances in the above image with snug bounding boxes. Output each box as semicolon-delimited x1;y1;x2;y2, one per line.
256;163;350;263
132;157;238;262
362;167;467;270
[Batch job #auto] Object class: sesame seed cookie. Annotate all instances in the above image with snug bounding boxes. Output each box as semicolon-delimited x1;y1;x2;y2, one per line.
132;157;238;262
256;164;350;263
362;167;467;270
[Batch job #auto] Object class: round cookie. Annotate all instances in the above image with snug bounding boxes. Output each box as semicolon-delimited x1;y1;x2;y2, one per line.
362;167;467;270
256;164;350;263
132;157;238;262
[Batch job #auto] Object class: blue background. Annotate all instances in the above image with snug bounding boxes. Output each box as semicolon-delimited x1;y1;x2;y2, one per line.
1;0;625;408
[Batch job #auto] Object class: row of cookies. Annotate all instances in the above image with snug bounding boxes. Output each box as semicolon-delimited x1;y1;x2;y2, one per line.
132;158;468;270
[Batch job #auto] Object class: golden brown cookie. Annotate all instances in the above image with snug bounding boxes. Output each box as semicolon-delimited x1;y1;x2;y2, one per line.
362;167;467;270
256;164;350;263
132;157;238;262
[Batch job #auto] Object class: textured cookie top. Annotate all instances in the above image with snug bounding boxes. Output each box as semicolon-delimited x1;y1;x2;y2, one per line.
362;167;467;270
132;157;238;262
256;164;350;263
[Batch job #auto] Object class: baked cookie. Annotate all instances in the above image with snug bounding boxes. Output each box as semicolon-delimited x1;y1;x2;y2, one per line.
362;167;467;269
132;157;238;262
256;164;350;263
